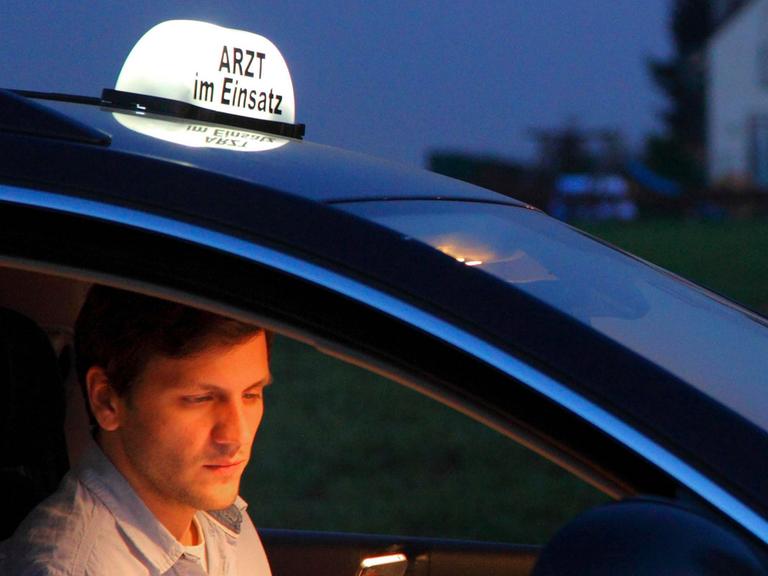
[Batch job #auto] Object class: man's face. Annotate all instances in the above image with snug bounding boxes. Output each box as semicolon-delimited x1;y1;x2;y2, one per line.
109;332;270;514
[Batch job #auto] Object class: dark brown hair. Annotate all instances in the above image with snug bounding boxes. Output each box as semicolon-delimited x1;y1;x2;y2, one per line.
75;285;267;401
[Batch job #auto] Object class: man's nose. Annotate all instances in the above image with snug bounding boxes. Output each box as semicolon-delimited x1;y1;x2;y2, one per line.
212;399;251;448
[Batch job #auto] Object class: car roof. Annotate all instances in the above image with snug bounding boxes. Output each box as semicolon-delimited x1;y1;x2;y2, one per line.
4;91;522;207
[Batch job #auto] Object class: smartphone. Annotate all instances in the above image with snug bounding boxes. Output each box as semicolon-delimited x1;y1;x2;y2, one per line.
356;553;408;576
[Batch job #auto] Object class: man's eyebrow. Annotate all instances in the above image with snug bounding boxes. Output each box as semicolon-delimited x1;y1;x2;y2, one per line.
179;376;273;391
246;376;273;389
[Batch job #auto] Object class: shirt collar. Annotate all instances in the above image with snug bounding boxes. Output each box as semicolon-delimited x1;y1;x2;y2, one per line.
206;497;247;535
75;436;246;573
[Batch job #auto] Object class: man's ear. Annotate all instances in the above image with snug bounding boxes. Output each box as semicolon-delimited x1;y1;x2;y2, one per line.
86;366;123;432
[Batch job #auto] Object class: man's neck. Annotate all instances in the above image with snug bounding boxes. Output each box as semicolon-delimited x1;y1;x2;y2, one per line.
181;516;202;547
97;434;199;544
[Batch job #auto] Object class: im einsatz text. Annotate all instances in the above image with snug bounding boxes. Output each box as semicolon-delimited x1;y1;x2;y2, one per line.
192;45;284;115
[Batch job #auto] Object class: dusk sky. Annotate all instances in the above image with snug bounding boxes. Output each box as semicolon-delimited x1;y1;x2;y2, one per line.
1;2;671;167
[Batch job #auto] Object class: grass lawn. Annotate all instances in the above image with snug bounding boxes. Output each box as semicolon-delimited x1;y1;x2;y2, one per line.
241;218;767;544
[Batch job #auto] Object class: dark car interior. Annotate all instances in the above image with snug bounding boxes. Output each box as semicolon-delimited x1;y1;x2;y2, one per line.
0;265;766;575
0;306;68;539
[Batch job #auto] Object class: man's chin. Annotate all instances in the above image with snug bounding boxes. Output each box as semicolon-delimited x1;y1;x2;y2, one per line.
199;484;240;511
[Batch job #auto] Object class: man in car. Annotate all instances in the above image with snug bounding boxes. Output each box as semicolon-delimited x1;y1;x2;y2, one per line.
2;285;273;575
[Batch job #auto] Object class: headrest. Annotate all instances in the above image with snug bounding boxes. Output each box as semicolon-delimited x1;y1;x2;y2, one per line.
0;307;69;537
533;498;768;575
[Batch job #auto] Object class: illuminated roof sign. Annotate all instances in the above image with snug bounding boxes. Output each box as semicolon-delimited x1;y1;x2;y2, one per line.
103;20;304;139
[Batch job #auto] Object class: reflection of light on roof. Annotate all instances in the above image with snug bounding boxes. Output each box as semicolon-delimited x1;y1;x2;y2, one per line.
436;241;495;263
434;239;553;280
451;255;483;266
112;113;289;152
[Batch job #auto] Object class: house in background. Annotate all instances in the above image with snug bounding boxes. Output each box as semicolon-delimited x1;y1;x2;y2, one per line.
708;0;768;187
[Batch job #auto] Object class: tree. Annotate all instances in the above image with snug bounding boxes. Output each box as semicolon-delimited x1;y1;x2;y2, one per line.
647;0;713;187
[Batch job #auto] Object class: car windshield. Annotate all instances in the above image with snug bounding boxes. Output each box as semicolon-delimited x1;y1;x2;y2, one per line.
339;200;768;432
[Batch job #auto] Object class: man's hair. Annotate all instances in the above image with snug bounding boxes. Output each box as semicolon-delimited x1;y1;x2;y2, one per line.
75;285;267;400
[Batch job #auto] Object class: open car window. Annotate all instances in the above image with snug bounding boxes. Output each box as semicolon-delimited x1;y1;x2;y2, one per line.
0;265;607;544
0;265;609;576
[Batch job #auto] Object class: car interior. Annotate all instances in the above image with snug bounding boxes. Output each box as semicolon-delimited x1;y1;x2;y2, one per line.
0;265;546;575
1;263;766;576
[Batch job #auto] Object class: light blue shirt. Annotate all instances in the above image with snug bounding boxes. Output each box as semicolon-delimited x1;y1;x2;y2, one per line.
0;439;272;575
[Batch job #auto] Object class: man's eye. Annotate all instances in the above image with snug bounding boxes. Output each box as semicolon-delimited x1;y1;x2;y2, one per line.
184;395;213;404
243;392;262;401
